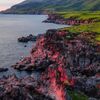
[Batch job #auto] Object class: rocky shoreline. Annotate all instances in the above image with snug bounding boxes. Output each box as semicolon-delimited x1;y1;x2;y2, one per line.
0;75;54;100
43;14;99;25
0;16;100;100
1;29;99;100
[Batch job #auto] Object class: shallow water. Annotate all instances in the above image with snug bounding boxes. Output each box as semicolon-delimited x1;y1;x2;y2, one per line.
0;14;69;77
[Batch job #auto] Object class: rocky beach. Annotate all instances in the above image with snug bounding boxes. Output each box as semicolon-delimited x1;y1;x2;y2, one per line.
0;13;100;100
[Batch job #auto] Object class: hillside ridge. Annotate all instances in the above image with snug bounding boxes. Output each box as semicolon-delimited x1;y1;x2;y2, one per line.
1;0;100;14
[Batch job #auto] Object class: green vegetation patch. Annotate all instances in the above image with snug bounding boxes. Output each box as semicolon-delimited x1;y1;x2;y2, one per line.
95;35;100;41
59;11;100;42
68;90;88;100
58;11;100;20
62;22;100;42
63;22;100;33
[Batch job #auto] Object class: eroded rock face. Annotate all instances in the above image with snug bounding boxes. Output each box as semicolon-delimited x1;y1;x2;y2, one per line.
12;29;100;99
75;75;100;98
0;75;53;100
14;30;100;75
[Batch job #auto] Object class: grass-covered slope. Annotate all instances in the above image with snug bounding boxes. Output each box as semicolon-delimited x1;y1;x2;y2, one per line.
65;22;100;41
60;11;100;42
58;11;100;20
1;0;100;14
68;90;88;100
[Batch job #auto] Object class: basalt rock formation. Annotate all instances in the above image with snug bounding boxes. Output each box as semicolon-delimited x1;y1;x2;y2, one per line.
12;29;100;99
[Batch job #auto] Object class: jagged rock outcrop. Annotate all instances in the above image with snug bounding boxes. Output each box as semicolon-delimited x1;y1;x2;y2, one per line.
12;29;100;99
0;75;53;100
18;34;37;43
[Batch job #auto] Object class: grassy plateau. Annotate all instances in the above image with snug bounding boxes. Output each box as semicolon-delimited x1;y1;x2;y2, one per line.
58;11;100;42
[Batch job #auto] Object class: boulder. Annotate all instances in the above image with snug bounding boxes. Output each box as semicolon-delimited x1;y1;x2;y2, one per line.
18;34;37;43
18;37;29;42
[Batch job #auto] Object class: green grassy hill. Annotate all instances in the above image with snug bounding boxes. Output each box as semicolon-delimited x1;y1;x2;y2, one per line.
1;0;100;14
60;11;100;42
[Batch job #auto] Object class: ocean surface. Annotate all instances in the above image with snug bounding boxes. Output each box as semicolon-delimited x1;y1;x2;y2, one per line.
0;14;69;77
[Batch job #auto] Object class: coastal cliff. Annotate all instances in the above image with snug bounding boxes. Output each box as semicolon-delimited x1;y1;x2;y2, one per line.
0;14;100;100
12;29;100;99
44;14;99;25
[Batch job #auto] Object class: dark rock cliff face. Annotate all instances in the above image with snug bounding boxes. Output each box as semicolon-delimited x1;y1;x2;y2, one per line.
0;75;53;100
0;28;99;99
13;30;100;74
11;29;100;99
